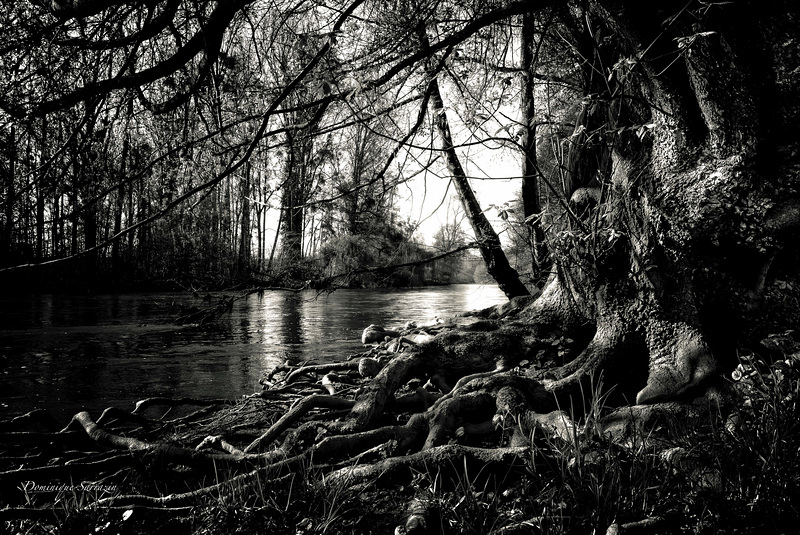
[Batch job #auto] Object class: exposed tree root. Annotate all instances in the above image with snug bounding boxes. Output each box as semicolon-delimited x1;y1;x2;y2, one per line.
401;496;439;535
244;394;356;452
65;411;287;467
343;353;426;432
0;280;734;531
284;360;363;384
489;521;538;534
606;516;669;534
421;391;497;450
324;445;529;488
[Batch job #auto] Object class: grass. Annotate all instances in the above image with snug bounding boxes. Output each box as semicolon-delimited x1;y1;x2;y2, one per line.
404;344;800;535
499;342;800;535
6;338;800;535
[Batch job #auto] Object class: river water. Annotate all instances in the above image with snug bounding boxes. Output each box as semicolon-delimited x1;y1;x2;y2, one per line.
0;284;506;421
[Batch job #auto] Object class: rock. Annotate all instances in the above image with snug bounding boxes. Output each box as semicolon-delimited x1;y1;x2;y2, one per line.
358;356;384;377
530;410;577;443
404;333;434;345
361;324;401;344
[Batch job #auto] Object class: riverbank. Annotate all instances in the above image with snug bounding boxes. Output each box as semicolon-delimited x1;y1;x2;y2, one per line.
1;304;799;534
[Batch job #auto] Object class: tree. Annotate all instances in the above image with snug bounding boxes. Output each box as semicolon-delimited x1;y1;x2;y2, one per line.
419;25;530;299
430;198;470;282
313;116;422;286
525;0;800;405
2;1;800;530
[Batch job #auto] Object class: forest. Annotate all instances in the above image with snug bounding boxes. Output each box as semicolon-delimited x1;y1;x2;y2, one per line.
0;0;543;292
2;0;800;533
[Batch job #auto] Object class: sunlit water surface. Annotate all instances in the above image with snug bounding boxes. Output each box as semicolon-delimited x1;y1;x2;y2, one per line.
0;284;505;420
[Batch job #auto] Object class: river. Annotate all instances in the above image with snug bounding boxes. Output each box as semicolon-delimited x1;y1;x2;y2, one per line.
0;284;506;421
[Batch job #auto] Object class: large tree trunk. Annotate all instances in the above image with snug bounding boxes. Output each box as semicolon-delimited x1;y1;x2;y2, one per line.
237;162;252;278
279;96;331;278
538;0;800;403
281;130;305;269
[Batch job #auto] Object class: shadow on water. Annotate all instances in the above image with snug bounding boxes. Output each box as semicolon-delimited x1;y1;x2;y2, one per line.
0;284;506;421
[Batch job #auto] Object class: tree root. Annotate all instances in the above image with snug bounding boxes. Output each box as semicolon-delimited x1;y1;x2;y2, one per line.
490;520;546;535
400;496;439;535
133;397;231;414
606;516;668;534
428;360;513;410
540;314;646;406
195;435;245;456
154;405;219;427
343;353;425;432
244;395;356;453
284;360;362;383
67;411;284;466
421;391;497;450
255;381;333;398
324;444;529;488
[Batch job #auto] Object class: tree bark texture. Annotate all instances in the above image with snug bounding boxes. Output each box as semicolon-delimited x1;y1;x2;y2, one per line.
543;0;800;403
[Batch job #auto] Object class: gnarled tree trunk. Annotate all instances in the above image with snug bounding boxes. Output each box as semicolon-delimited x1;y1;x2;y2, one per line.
532;0;800;404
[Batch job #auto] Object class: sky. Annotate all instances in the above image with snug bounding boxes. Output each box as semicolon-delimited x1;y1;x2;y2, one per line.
397;122;523;246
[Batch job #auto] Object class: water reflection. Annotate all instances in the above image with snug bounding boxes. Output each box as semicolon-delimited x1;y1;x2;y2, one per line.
278;294;305;347
0;284;506;421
